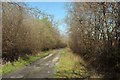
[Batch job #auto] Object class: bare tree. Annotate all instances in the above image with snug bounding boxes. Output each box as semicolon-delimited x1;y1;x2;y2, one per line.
66;2;120;77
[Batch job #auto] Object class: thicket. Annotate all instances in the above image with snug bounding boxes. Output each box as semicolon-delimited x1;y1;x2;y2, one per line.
66;2;120;77
2;2;66;63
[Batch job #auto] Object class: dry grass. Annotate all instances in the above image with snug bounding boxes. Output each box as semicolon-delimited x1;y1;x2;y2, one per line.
55;48;90;78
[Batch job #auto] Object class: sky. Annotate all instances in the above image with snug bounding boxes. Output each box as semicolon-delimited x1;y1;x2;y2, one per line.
26;2;68;36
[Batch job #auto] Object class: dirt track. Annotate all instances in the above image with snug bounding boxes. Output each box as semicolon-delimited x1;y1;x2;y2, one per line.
3;50;61;78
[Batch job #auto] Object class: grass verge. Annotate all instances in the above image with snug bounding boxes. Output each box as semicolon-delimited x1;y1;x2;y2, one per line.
55;48;90;78
1;49;54;75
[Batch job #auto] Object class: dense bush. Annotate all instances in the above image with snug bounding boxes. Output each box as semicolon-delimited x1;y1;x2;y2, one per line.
66;2;120;77
2;2;66;62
